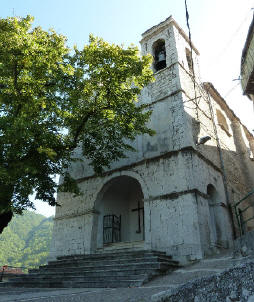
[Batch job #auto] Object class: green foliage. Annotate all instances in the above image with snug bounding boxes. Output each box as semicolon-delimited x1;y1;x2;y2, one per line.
0;16;154;217
0;211;53;268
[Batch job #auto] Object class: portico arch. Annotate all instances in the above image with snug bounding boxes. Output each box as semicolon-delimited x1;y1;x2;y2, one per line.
93;176;145;250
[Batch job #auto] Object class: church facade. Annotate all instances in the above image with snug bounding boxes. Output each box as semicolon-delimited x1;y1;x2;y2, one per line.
49;17;254;263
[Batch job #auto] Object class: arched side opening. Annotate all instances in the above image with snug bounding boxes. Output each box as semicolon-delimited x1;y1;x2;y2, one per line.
152;39;166;72
94;176;144;249
207;184;221;247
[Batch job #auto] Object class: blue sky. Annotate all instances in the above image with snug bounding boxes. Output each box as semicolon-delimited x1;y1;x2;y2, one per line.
1;0;254;216
1;0;205;48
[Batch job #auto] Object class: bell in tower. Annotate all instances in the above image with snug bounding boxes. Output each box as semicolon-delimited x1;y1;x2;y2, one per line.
153;39;166;72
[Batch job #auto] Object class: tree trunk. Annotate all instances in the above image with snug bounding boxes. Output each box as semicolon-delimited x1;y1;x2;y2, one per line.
0;211;13;234
0;184;14;234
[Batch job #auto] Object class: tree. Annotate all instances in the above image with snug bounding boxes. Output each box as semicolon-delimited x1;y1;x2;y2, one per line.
0;16;154;232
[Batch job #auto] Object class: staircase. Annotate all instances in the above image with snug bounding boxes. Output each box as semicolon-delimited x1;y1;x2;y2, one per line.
1;250;179;288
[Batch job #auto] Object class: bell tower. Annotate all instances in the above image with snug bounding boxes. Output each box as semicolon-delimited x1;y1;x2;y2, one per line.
137;16;232;259
138;15;199;156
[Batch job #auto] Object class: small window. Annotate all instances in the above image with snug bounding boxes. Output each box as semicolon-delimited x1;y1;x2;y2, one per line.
185;48;193;73
152;39;166;72
216;109;231;136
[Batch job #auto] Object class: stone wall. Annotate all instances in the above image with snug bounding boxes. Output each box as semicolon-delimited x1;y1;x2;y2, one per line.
146;192;203;260
50;149;233;261
174;22;254;235
68;20;190;181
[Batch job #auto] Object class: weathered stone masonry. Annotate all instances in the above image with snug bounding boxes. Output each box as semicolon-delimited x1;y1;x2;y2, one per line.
49;16;254;263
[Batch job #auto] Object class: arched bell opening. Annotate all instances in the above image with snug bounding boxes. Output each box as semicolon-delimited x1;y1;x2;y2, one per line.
152;39;166;72
94;176;145;249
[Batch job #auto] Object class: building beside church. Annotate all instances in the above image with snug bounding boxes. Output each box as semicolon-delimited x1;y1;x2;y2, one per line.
49;16;254;264
241;12;254;108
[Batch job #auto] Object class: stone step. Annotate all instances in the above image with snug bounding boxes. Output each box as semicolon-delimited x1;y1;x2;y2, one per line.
9;274;149;283
37;261;171;272
56;250;168;261
2;279;145;288
94;240;145;252
62;280;145;288
28;267;163;277
95;247;145;254
47;256;178;268
2;250;180;288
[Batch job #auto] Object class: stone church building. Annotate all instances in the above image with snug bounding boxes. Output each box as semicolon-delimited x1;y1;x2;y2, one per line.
49;16;254;264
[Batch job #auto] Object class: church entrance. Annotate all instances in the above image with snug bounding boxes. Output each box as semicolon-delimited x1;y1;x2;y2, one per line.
95;176;145;249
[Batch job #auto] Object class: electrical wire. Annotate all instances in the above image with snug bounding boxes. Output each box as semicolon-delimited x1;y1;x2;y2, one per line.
184;0;198;118
224;82;241;99
214;8;253;63
182;2;253;170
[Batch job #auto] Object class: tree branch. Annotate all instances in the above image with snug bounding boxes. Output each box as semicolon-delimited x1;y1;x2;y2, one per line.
69;104;113;151
70;110;95;150
13;60;22;117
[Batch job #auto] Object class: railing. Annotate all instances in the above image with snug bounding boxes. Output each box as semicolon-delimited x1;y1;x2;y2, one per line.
0;265;27;282
233;189;254;236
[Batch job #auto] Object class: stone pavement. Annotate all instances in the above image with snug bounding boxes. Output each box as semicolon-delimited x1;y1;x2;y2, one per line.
0;253;252;302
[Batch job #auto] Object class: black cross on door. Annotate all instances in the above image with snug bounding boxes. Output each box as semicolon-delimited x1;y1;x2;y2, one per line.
131;200;144;234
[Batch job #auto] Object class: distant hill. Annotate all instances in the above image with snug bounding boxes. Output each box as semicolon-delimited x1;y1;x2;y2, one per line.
0;211;53;269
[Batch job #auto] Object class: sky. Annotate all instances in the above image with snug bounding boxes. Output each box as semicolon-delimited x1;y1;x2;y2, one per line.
1;0;254;217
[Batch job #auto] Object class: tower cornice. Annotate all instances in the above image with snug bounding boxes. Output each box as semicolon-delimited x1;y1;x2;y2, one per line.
140;15;200;55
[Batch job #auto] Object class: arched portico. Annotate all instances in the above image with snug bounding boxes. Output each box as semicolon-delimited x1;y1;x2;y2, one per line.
92;176;145;250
